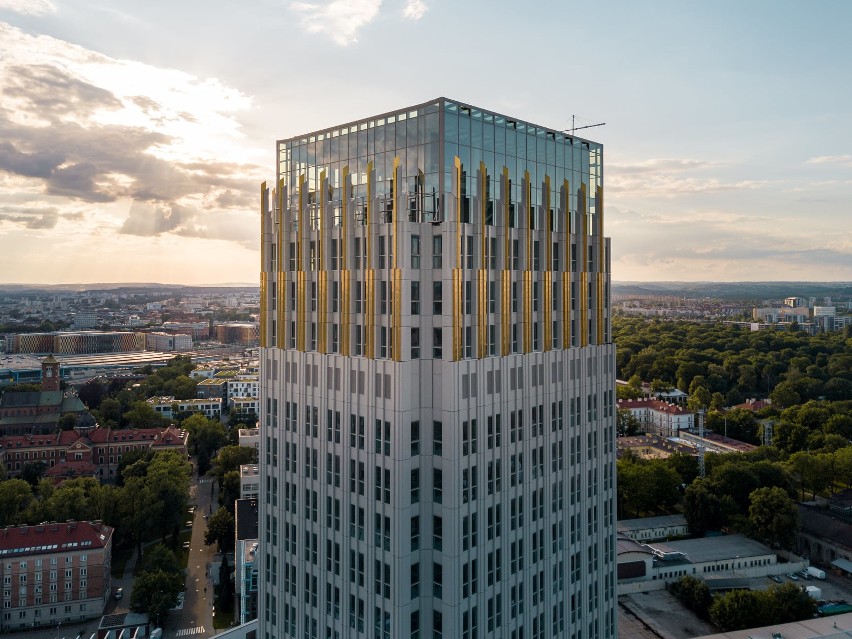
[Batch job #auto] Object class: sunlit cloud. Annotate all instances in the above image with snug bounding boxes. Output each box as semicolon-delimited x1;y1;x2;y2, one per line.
290;0;382;46
0;0;56;16
403;0;427;20
806;155;852;166
0;20;264;247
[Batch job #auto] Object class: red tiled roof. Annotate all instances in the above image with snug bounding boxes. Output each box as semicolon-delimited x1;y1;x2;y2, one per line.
0;521;113;557
44;460;98;477
617;399;693;415
0;433;60;449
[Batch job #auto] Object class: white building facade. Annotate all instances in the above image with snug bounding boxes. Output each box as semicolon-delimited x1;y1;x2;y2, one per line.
259;98;617;639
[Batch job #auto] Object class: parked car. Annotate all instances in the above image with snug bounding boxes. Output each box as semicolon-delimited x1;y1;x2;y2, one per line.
114;588;124;600
769;575;782;583
186;520;193;528
786;572;799;581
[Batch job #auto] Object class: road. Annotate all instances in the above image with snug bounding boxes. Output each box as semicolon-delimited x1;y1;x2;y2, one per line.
161;471;222;639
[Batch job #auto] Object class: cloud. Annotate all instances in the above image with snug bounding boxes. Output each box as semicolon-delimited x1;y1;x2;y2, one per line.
290;0;382;46
607;157;766;199
403;0;427;20
806;155;852;166
0;204;59;229
0;21;264;246
0;0;56;16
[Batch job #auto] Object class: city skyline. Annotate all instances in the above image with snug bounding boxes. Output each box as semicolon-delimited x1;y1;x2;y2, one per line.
1;0;851;284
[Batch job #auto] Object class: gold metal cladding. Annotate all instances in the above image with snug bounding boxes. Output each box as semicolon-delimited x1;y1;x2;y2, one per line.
297;271;306;352
392;268;402;362
562;178;571;349
480;161;487;263
365;269;375;359
544;174;552;269
277;178;286;349
277;274;286;349
579;182;588;348
392;157;400;269
452;269;462;361
597;185;605;345
523;270;531;353
366;161;373;265
524;170;532;272
478;269;487;358
502;270;511;356
562;272;570;349
454;156;462;268
319;170;326;266
340;270;350;356
318;270;327;353
340;166;350;356
502;167;510;357
259;181;267;348
544;271;552;352
341;166;349;266
297;174;306;272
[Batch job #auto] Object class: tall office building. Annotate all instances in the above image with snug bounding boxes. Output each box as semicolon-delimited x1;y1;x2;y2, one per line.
259;98;616;639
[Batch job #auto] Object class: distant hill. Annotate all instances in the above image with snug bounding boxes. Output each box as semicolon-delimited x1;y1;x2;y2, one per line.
0;283;259;295
612;281;852;300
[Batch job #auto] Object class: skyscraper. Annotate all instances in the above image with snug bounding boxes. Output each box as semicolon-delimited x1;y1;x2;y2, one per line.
259;98;616;639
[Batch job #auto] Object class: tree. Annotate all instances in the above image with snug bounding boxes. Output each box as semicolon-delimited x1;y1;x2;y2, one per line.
765;582;817;623
0;479;34;527
671;575;711;618
749;486;798;549
130;569;183;625
221;470;241;512
21;462;47;487
683;479;724;536
709;589;765;631
211;445;258;487
57;413;78;431
616;409;641;436
123;401;169;429
205;507;235;552
141;544;182;576
770;381;801;409
145;451;191;544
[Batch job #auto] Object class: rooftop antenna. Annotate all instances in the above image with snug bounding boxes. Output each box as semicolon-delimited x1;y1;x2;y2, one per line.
562;115;606;136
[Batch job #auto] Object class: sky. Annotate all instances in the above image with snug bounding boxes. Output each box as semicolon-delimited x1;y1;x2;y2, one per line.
0;0;850;285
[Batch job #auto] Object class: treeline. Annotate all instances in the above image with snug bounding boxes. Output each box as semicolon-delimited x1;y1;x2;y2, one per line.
614;317;851;406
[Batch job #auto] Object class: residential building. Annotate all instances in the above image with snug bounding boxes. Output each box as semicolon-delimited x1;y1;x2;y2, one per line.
0;521;113;632
259;99;616;639
215;323;259;346
147;396;223;419
240;464;260;499
0;424;188;480
228;377;259;400
238;428;260;451
229;397;259;415
617;398;694;437
4;331;146;355
197;378;229;399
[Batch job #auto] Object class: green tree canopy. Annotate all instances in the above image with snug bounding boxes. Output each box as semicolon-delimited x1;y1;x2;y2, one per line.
748;486;798;549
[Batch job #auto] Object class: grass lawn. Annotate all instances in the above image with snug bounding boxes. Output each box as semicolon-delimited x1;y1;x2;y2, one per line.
212;606;235;629
111;546;133;578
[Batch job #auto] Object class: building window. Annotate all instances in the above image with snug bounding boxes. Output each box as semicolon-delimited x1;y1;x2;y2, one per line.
411;234;420;269
432;235;442;269
410;328;420;359
411;281;420;315
433;328;442;359
433;282;442;314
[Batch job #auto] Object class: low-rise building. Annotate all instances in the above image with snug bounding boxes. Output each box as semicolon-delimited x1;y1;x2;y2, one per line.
238;428;259;451
229;397;258;415
197;378;228;400
618;398;695;437
235;498;259;625
227;377;258;400
0;520;113;632
618;514;689;543
0;425;188;480
239;465;259;500
145;332;192;352
148;396;222;419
